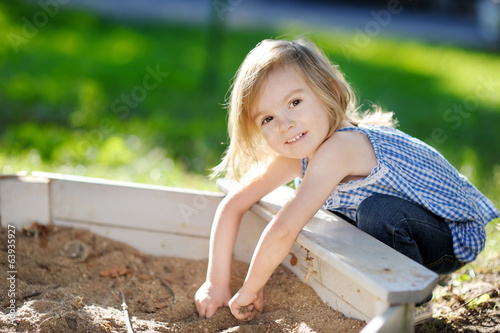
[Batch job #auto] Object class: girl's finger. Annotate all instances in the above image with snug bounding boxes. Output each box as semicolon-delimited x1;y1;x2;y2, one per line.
254;297;264;312
206;304;219;319
195;301;203;317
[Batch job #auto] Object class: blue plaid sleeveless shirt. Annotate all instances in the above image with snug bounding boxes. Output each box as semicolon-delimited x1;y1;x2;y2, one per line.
300;125;499;262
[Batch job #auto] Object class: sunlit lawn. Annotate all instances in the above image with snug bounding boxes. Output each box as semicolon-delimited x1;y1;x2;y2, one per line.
1;2;498;246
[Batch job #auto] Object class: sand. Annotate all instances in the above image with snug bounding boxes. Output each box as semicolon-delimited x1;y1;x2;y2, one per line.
0;224;365;332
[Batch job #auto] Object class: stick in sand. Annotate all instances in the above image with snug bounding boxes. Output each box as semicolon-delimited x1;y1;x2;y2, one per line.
120;291;135;333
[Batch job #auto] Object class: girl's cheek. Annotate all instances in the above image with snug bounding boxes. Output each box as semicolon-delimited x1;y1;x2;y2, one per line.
260;125;271;135
262;130;275;143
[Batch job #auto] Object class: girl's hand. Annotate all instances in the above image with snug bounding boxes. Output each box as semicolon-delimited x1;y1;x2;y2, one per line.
194;280;232;318
229;287;264;321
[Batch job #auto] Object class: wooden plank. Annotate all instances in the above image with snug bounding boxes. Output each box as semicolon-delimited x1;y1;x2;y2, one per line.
53;218;210;260
0;177;51;228
297;213;437;305
360;304;414;333
233;210;267;264
40;172;223;238
282;241;375;321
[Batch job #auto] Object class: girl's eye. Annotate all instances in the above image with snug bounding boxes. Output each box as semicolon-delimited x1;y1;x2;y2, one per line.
290;99;301;108
262;116;273;125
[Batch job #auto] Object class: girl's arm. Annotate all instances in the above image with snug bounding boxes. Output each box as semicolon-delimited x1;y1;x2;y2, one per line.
195;155;302;318
229;133;363;320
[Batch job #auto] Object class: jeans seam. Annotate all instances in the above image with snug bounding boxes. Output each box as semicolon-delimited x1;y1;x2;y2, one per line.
391;217;451;264
391;219;414;254
427;254;464;268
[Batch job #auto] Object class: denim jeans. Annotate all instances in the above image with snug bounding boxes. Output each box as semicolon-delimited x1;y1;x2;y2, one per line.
333;194;466;275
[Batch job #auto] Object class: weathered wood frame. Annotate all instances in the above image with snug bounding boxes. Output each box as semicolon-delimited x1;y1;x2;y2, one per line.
0;172;438;332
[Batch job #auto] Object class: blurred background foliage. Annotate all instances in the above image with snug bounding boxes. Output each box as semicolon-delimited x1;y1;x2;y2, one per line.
1;1;499;213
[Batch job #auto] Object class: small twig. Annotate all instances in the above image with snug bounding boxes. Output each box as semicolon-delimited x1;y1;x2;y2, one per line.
159;278;176;303
120;291;135;333
18;290;42;301
39;315;57;327
449;288;498;311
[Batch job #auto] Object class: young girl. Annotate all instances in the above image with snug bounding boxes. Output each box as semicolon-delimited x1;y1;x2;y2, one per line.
194;38;499;321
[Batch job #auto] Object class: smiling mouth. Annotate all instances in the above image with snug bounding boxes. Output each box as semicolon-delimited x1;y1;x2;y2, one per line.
286;133;305;144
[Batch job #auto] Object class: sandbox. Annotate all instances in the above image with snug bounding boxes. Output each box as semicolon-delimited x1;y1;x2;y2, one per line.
0;173;438;332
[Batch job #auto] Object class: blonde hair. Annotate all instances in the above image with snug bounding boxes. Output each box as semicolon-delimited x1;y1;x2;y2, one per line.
213;38;396;180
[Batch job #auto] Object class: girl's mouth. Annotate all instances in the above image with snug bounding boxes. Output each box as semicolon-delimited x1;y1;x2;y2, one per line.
286;132;306;144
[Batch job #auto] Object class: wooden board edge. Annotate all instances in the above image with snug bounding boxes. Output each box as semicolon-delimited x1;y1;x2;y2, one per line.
360;304;415;333
52;218;210;260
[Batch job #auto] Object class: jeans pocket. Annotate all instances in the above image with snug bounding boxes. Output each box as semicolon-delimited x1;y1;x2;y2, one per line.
426;254;466;275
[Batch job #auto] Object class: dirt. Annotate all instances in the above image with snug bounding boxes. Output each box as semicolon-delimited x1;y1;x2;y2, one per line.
0;225;366;333
415;256;500;333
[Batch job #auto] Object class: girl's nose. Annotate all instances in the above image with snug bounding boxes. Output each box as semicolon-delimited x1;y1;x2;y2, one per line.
278;112;296;132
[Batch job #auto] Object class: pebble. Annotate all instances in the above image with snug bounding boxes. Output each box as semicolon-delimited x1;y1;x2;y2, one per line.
61;240;90;262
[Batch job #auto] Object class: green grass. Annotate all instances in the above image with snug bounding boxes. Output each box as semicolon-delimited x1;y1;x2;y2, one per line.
0;3;498;247
0;2;273;190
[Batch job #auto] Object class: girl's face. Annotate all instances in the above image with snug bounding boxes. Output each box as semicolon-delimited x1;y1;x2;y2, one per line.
253;66;331;160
